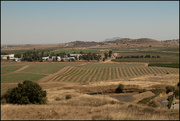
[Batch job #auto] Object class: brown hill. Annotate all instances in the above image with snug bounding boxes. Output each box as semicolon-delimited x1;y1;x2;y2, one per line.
105;38;159;44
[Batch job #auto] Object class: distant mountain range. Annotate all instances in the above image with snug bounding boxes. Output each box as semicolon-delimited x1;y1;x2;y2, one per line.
1;38;179;50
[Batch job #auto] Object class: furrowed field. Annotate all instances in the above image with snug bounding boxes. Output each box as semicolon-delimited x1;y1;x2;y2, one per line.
1;62;179;83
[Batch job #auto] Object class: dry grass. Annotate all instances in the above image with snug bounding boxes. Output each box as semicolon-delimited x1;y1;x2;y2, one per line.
1;102;178;120
1;81;179;120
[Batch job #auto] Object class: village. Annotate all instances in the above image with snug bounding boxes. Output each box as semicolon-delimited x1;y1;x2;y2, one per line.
1;53;97;62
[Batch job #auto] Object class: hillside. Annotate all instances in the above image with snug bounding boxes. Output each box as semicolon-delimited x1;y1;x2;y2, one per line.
1;38;179;51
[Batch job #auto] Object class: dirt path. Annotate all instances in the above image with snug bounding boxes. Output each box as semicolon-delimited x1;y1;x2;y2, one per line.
1;65;29;76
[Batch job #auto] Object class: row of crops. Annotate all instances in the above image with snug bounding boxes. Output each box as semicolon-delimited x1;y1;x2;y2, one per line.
1;63;179;83
51;64;179;82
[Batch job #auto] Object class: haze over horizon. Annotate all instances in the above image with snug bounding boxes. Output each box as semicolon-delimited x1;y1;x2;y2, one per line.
1;1;179;45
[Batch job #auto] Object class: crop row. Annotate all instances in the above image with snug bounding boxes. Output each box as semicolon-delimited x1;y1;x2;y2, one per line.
52;66;179;82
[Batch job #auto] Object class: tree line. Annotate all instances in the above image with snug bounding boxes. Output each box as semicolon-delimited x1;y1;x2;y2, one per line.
13;50;102;62
116;55;161;59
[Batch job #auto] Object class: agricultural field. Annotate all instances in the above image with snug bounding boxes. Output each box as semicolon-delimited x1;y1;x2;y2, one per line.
1;46;179;120
112;47;179;63
1;62;179;83
49;49;99;54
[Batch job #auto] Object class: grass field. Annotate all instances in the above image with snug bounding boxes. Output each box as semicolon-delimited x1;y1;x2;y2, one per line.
148;63;179;68
1;49;54;54
1;65;25;74
112;56;179;63
20;63;67;74
49;49;99;54
1;73;47;82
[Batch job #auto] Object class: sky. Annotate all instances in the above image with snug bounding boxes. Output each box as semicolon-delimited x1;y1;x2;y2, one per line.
1;1;179;45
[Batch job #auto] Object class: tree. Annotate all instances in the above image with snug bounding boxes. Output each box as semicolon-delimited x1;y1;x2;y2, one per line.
167;95;173;109
14;53;21;58
109;51;112;57
3;80;47;104
165;85;175;94
80;51;83;54
103;58;105;61
104;52;108;59
116;84;124;93
177;82;180;87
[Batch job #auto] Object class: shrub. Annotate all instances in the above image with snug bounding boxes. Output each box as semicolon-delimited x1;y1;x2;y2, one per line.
116;84;124;93
55;97;61;101
139;89;147;93
128;104;133;108
65;95;72;100
151;89;163;95
110;100;116;104
165;86;175;94
177;82;180;87
147;100;158;108
167;95;173;109
137;95;157;105
3;80;47;104
173;89;179;98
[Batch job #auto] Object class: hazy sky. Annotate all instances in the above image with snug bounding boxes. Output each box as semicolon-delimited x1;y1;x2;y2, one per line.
1;1;179;45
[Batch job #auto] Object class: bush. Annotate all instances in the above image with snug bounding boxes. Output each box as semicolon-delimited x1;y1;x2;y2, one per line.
3;80;47;104
65;95;72;100
139;89;147;93
116;84;124;93
151;89;163;95
167;95;173;109
165;86;175;94
177;82;180;87
55;97;61;101
147;100;158;108
173;89;179;98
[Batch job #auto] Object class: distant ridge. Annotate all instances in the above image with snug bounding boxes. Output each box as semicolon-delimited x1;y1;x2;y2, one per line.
104;37;122;42
104;38;158;44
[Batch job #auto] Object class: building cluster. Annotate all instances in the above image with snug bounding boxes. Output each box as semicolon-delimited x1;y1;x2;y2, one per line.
1;54;21;62
1;53;82;62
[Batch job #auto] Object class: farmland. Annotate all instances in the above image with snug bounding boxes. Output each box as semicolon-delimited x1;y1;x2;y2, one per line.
1;62;179;83
1;45;179;120
49;49;99;54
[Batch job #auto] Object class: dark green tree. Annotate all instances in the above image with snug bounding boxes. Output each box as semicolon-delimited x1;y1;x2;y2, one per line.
165;86;175;94
3;80;47;104
116;84;124;93
104;52;108;59
109;50;112;57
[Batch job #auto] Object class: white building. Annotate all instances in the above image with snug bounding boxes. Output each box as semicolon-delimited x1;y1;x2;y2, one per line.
70;54;82;60
42;56;49;60
1;54;15;60
52;56;61;61
63;57;75;61
70;54;82;57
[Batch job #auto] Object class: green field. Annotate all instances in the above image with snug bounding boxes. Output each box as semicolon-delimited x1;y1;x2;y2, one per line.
1;73;47;82
148;63;179;68
112;56;179;63
1;49;54;55
20;63;67;74
112;47;179;63
1;65;25;75
49;49;99;54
